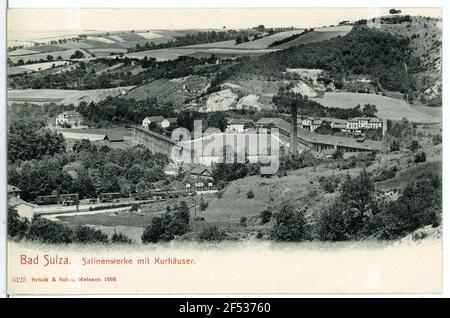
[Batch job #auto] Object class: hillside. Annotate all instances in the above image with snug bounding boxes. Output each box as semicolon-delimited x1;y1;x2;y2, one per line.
273;26;352;49
376;16;442;105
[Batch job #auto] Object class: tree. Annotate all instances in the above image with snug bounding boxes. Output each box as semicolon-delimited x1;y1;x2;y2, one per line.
414;151;426;163
246;190;255;199
26;217;73;244
389;139;401;151
270;205;308;241
373;172;441;239
8;119;66;163
141;213;176;243
206;112;228;132
332;148;344;159
198;226;227;242
362;104;377;117
73;226;109;243
7;206;29;239
70;50;85;59
409;140;420;152
172;201;191;235
47;55;54;62
111;233;132;243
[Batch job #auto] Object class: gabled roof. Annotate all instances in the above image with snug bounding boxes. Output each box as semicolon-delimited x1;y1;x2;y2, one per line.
8;185;21;193
190;164;212;176
144;116;165;123
312;119;323;125
166;117;178;124
228;118;254;125
104;133;124;142
8;196;34;208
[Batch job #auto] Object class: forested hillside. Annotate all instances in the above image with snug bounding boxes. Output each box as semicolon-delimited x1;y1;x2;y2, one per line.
231;27;419;94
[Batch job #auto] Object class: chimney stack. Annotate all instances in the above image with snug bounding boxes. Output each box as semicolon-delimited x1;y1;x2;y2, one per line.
290;103;298;157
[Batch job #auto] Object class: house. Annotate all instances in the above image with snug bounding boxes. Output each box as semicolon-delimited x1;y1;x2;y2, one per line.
368;118;383;130
311;119;323;131
164;163;180;176
227;118;254;132
255;118;291;134
330;118;347;131
346;117;382;132
56;111;83;128
8;184;22;197
166;118;178;128
300;117;313;131
104;133;124;143
142;116;168;130
8;196;35;220
189;165;214;181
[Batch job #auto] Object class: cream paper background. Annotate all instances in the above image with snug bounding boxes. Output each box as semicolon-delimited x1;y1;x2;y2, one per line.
8;240;442;294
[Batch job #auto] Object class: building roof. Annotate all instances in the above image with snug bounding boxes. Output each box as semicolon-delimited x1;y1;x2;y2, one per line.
104;133;124;142
8;196;34;208
8;185;21;193
369;118;383;123
166;117;178;124
58;111;82;118
296;127;383;151
190;164;212;176
144;116;165;123
228;118;254;125
256;118;291;132
257;117;382;152
312;119;323;125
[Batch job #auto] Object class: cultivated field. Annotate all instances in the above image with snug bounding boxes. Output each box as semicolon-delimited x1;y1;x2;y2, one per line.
8;49;92;64
8;86;135;105
273;26;352;49
312;92;441;123
8;61;71;75
187;29;304;50
124;76;210;108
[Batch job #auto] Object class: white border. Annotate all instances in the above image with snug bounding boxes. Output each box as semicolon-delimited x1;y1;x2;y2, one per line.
1;0;448;298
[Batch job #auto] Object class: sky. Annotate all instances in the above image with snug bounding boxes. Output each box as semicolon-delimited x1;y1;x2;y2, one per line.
7;7;442;41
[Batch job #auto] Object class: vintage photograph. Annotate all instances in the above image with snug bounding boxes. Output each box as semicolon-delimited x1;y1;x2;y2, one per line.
5;7;443;294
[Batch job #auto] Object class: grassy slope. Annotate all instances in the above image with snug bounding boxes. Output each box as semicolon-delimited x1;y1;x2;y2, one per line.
311;92;440;123
273;29;351;49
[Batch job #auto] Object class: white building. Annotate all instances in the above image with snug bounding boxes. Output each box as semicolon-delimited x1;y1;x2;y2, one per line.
226;118;254;133
56;111;83;128
142;116;171;130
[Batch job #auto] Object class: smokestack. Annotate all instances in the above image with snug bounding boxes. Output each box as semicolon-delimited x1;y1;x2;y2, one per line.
290;103;298;157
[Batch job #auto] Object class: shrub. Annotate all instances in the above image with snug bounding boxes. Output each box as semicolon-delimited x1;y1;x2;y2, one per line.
270;205;308;241
409;140;420;152
389;139;401;151
316;201;347;241
130;204;140;212
414;151;427;163
141;213;176;243
7;206;29;239
26;217;74;244
308;189;318;198
111;232;133;243
73;226;109;244
240;216;247;227
432;134;442;145
141;202;191;243
260;210;272;224
319;175;340;193
246;190;255;199
332;148;344;159
199;198;208;211
256;231;264;239
198;226;227;242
